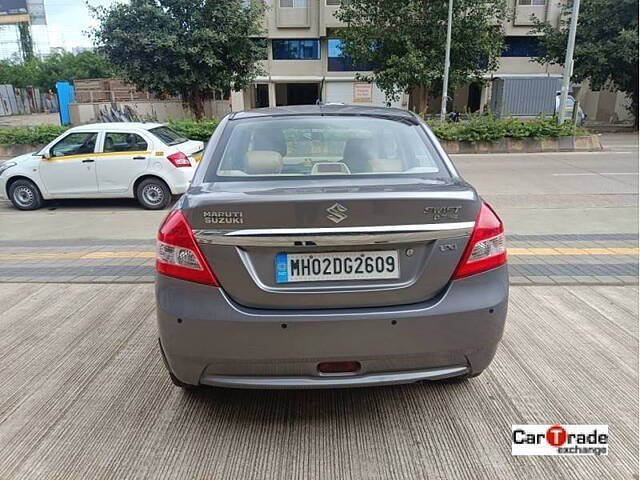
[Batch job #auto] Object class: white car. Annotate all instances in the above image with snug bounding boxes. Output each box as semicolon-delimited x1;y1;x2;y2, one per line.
0;122;204;210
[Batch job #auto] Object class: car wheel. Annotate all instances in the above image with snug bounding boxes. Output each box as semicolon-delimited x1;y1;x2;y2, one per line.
136;178;171;210
8;179;44;210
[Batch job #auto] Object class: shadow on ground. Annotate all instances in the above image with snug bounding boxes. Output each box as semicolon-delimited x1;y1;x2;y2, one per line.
0;197;179;212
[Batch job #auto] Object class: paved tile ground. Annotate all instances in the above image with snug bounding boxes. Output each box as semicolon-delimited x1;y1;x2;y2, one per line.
0;112;60;128
0;233;636;285
0;283;636;479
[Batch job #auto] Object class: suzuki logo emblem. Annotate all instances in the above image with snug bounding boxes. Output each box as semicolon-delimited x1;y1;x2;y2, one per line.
326;203;348;223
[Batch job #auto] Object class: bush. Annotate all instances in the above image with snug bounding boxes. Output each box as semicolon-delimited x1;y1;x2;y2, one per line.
0;120;220;145
0;124;69;145
0;115;587;146
168;118;219;142
425;114;584;142
165;115;585;145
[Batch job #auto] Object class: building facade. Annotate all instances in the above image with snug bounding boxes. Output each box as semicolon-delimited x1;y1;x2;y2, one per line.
450;0;631;123
232;0;632;123
0;0;50;60
230;0;407;111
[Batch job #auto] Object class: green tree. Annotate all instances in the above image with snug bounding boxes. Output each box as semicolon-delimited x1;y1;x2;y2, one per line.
334;0;507;105
36;51;115;90
18;23;34;62
91;0;265;119
0;51;114;91
533;0;638;126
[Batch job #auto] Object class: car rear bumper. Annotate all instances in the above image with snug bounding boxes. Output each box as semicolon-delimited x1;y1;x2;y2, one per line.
156;265;508;389
0;176;8;200
164;167;195;195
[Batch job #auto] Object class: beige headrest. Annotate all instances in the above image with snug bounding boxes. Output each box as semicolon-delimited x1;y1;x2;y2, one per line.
245;150;283;174
369;157;404;173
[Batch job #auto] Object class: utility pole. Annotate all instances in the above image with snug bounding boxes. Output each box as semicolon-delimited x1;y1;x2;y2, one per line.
557;0;581;124
439;0;453;122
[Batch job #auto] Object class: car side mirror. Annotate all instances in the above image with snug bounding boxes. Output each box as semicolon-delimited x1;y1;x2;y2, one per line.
39;148;50;159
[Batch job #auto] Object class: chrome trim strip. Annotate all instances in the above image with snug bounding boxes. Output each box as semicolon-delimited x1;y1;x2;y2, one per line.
199;365;470;389
193;222;474;247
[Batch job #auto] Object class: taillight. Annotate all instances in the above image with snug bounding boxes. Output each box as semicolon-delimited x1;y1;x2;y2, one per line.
156;210;218;286
452;202;507;279
167;152;191;168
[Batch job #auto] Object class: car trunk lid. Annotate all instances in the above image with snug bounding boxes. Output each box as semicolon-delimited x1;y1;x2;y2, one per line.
176;140;204;164
183;177;480;309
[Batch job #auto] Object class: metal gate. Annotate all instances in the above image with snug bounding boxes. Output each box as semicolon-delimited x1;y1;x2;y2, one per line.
490;77;562;116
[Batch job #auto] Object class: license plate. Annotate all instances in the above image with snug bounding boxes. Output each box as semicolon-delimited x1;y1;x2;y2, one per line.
276;250;399;283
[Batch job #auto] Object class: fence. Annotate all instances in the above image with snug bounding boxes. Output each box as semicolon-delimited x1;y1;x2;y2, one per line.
0;85;59;117
74;78;166;103
69;78;231;124
69;99;231;125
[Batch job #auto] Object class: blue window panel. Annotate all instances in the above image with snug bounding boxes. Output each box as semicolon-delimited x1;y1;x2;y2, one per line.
272;39;320;60
328;38;343;57
502;36;542;57
327;38;376;71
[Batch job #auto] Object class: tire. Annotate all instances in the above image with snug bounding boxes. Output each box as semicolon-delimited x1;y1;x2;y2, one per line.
8;179;44;210
136;177;171;210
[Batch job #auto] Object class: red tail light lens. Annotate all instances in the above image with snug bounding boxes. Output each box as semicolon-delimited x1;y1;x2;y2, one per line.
156;210;218;286
452;202;507;279
167;152;191;168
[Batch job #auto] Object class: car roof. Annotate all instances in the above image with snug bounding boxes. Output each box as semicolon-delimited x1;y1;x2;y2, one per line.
230;104;420;124
69;122;164;132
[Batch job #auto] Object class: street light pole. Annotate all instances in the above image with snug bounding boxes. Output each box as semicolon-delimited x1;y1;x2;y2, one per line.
440;0;453;122
557;0;581;124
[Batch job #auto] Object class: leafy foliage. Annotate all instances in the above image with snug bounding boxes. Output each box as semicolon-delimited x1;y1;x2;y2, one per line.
18;23;34;62
426;115;582;142
334;0;507;102
0;120;222;145
0;51;115;91
533;0;639;125
0;116;585;145
0;125;69;145
168;118;220;142
91;0;266;119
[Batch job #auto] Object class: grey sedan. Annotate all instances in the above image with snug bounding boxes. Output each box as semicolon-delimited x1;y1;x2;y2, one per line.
155;105;508;389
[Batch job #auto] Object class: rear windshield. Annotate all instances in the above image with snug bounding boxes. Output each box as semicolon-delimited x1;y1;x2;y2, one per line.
205;116;449;181
149;126;188;146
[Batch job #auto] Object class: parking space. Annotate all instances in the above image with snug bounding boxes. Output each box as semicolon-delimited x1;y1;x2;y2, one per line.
0;283;636;479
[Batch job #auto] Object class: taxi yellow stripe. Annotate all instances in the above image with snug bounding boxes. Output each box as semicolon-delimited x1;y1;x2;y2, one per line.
42;151;152;162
